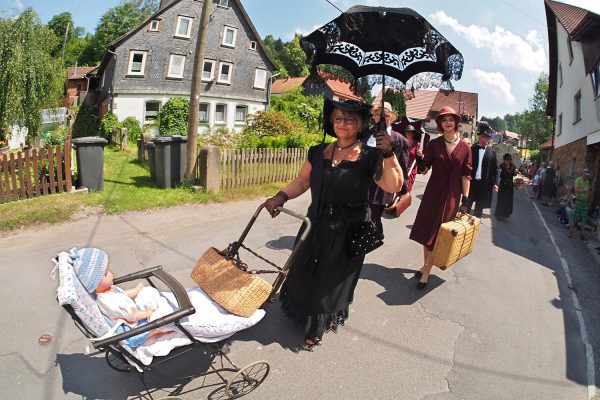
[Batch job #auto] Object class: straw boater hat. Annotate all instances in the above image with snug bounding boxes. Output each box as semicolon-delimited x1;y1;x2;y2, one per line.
323;98;372;138
434;106;460;124
372;101;398;123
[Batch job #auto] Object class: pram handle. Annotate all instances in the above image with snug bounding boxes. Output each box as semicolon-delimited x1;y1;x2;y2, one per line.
94;267;195;349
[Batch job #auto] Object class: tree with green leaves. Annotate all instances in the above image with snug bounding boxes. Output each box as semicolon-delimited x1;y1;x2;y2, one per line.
47;12;90;66
280;35;309;77
80;0;159;65
0;8;64;141
383;88;406;118
518;73;553;152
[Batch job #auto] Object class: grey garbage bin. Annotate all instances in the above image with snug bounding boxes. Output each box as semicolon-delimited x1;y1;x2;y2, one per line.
145;142;156;182
72;136;108;191
172;135;188;182
152;136;184;188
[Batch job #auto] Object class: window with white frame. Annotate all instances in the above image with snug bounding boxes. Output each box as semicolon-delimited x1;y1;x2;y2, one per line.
167;54;186;78
218;62;232;84
202;60;215;81
218;0;229;7
574;90;582;122
127;50;147;76
145;101;160;122
235;105;247;123
222;26;237;47
557;113;562;136
215;104;227;123
175;16;193;38
149;20;160;32
253;68;267;89
199;103;209;123
592;62;600;98
249;41;257;50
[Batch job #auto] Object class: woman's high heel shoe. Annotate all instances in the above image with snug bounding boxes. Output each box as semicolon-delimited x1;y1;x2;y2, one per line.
417;281;428;290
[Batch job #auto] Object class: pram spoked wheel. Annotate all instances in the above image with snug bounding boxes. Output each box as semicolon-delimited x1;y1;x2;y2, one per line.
105;349;132;372
225;360;270;399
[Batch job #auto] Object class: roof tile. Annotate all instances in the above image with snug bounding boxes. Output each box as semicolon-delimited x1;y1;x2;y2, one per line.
545;0;589;34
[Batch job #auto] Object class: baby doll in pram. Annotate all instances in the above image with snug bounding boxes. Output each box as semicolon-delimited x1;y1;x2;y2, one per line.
54;247;266;372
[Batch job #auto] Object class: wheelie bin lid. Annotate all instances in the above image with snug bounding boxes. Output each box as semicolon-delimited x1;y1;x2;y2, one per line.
72;136;108;146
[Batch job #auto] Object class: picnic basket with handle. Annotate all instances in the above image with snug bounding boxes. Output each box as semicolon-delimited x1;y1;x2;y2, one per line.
431;213;480;269
191;246;272;318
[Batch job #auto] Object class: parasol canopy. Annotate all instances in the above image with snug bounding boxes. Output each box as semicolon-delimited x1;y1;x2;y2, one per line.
301;6;464;87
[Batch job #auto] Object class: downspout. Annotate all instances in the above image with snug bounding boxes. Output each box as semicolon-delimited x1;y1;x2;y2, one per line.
266;72;280;112
106;49;117;114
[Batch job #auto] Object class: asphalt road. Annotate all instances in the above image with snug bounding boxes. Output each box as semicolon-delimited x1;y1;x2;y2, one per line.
0;173;595;400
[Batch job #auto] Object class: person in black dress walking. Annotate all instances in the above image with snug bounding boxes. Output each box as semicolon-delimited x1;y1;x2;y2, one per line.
264;99;404;349
495;153;517;219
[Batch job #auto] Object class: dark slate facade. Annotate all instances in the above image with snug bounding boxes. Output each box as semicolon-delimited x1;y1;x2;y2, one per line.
97;0;277;133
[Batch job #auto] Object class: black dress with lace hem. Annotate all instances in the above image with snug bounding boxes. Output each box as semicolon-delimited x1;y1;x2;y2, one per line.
279;143;379;339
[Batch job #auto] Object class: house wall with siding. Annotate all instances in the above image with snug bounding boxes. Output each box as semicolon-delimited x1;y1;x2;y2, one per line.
100;0;274;132
553;22;600;148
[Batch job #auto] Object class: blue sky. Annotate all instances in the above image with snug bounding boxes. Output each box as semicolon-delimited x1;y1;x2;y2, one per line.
4;0;600;119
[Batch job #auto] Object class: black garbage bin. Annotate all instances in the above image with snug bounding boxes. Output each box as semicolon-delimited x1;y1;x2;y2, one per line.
153;136;184;188
72;136;108;191
172;135;188;182
145;142;156;182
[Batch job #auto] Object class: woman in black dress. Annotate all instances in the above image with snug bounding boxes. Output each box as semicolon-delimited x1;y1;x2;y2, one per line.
264;99;404;349
495;153;517;219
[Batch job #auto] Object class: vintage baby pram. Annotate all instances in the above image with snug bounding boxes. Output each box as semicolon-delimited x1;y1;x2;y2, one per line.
55;205;311;399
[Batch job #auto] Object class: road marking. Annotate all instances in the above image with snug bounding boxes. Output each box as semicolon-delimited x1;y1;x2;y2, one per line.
528;189;596;398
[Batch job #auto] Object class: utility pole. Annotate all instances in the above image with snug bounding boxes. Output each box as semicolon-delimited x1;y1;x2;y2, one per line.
185;0;211;183
61;21;70;65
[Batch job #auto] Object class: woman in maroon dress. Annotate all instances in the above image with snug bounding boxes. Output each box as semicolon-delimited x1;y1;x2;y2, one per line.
409;107;472;289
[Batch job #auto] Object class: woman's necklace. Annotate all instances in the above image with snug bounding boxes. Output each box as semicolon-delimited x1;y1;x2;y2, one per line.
335;140;358;151
443;134;459;144
331;141;358;167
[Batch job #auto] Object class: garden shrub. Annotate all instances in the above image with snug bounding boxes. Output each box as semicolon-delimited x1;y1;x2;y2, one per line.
158;97;189;136
122;116;142;141
99;111;120;139
203;127;240;147
44;126;68;147
72;103;99;138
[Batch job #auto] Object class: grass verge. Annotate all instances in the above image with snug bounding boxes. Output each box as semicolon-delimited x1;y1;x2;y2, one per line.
0;146;289;233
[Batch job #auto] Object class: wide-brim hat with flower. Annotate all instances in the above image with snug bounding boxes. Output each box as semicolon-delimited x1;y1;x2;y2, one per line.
323;98;372;138
435;106;460;124
71;247;109;293
372;101;399;123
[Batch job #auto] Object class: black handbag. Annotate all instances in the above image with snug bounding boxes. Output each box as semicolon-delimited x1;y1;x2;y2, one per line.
346;211;383;260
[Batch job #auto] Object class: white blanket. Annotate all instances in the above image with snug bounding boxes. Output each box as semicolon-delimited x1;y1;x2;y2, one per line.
131;286;265;366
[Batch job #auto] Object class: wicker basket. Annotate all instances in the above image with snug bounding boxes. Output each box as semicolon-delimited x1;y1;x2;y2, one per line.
191;247;272;318
514;178;525;190
431;214;480;269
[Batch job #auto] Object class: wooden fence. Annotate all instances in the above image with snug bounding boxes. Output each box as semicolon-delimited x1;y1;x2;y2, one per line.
220;148;307;189
0;144;72;203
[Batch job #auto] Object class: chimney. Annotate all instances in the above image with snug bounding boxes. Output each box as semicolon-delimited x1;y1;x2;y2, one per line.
160;0;175;9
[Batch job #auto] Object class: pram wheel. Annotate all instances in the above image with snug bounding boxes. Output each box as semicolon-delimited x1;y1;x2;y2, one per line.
225;360;270;399
105;349;132;372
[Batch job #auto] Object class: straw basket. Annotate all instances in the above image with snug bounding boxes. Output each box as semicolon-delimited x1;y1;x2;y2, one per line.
514;178;525;190
191;247;272;318
431;214;480;269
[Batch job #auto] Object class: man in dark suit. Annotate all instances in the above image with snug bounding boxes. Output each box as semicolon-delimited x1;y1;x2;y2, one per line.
465;122;498;218
365;101;410;238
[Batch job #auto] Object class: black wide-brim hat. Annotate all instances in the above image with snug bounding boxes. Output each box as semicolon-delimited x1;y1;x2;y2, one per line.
478;121;492;137
323;98;372;138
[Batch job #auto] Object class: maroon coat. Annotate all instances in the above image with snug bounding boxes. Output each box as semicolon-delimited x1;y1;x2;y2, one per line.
409;137;472;249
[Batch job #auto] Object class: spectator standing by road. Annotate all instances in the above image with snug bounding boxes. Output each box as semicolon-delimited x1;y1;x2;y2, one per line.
569;168;592;240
